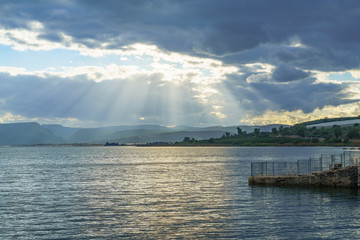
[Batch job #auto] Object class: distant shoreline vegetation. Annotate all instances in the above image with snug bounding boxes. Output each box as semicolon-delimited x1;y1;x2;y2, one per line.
171;117;360;147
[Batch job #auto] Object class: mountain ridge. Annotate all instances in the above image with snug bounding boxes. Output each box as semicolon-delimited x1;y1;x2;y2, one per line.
0;122;287;145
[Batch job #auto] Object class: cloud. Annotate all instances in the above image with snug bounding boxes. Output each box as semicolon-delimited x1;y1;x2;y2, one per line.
225;72;358;116
0;112;27;123
1;0;360;126
72;0;360;71
240;102;360;126
0;1;358;68
271;64;310;82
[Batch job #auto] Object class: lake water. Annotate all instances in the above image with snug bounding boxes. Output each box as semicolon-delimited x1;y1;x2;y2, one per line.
1;146;359;239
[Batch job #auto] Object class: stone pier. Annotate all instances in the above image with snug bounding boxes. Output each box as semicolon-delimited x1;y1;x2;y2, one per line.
248;166;360;188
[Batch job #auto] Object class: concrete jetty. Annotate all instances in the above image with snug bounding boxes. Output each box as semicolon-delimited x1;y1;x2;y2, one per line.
248;165;360;188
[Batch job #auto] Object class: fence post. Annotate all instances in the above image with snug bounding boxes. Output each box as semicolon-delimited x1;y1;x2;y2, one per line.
272;162;275;176
265;162;268;175
320;156;323;171
297;160;299;175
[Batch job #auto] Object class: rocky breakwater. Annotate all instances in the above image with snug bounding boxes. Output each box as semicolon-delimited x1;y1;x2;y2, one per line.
248;166;360;188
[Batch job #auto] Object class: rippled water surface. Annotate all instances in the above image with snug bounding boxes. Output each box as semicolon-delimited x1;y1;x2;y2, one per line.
1;146;359;239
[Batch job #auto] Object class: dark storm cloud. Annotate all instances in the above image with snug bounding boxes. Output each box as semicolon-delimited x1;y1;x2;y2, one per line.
225;74;357;115
272;64;310;82
253;80;355;113
1;0;359;71
2;0;360;69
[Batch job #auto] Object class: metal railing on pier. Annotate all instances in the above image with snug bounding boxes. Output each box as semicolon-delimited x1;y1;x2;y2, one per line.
251;150;360;177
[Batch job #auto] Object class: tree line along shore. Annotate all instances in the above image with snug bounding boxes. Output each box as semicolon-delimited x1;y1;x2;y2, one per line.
172;120;360;147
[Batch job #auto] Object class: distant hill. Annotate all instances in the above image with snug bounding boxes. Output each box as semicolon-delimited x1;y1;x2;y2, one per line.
0;122;290;145
42;124;79;139
0;122;62;145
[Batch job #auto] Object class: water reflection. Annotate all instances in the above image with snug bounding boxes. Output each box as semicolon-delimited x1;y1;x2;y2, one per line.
84;157;235;238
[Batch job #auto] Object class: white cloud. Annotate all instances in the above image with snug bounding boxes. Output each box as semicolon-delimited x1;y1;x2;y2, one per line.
0;110;103;128
349;70;360;79
244;63;275;73
0;112;27;123
0;66;26;76
0;21;79;51
211;112;227;119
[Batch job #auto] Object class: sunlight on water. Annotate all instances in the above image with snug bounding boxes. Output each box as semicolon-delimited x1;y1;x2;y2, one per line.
1;146;359;239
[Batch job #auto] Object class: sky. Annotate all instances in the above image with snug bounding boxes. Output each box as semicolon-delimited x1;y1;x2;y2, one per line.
0;0;360;128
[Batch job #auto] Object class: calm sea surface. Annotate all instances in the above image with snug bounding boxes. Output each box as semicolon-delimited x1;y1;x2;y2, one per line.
1;146;359;239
